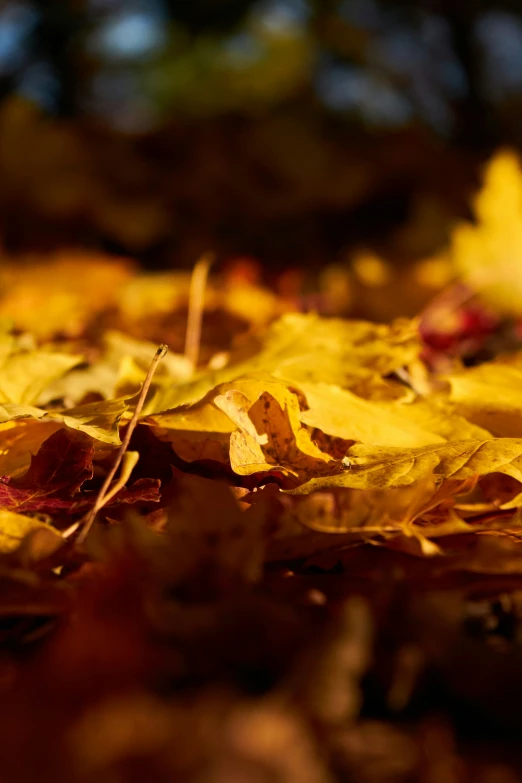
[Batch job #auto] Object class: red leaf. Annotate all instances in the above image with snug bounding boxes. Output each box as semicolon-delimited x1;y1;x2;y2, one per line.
0;429;94;513
0;430;161;516
106;477;161;506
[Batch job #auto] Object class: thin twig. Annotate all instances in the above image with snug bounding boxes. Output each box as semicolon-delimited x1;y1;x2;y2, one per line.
76;343;168;545
184;253;213;369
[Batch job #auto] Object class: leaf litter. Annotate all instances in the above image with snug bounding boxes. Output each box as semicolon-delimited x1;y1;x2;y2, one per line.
5;154;522;781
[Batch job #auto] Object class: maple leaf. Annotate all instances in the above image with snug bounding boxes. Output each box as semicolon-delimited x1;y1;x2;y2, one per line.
0;421;65;479
215;379;334;482
291;439;522;493
259;313;421;386
40;331;194;409
0;428;94;513
445;362;522;438
452;150;522;315
164;472;269;587
0;253;134;339
48;397;128;445
107;478;161;506
150;313;421;411
0;396;127;483
0;348;82;406
145;374;336;485
0;428;160;519
0;508;63;554
0;396;126;446
225;390;333;483
250;475;477;561
298;382;489;449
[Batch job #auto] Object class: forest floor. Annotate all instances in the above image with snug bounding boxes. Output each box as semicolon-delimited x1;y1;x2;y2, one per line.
1;152;522;782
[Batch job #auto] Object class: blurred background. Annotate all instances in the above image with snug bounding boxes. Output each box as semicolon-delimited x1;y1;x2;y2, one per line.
0;0;518;269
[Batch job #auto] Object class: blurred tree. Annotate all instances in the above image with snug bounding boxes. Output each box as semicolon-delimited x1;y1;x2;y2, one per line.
0;0;519;265
163;0;256;33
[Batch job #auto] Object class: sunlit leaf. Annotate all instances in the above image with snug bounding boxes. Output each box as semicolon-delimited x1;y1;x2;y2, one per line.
0;350;81;406
150;313;421;411
446;363;522;437
291;439;522;492
452;150;522;315
0;508;62;554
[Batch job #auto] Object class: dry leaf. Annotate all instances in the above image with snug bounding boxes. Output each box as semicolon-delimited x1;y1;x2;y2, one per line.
0;508;62;553
452;150;522;315
292;439;522;492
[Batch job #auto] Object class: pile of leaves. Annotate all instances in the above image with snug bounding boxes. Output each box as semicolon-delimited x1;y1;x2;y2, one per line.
4;152;522;782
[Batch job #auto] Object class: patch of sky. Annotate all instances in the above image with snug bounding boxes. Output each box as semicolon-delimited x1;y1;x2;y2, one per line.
315;60;412;126
17;60;59;110
88;7;167;60
476;10;522;99
369;26;420;78
367;18;463;134
251;0;311;35
0;1;38;75
420;14;467;98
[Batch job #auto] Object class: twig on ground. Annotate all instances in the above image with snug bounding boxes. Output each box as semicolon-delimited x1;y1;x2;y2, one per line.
76;343;168;545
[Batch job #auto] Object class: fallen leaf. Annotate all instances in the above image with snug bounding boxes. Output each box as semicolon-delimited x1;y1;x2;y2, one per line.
0;508;62;554
291;439;522;492
299;383;460;448
446;363;522;437
0;428;94;513
151;313;421;410
50;397;127;445
147;374;335;483
0;350;81;406
452;150;522;315
165;473;269;586
0;253;134;339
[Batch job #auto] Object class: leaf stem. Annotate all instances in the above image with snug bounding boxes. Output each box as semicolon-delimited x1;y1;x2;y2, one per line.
76;344;168;545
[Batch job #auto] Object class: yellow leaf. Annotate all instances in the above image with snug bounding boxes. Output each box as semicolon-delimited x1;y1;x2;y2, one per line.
0;421;63;478
380;397;491;442
223;281;281;326
299;383;446;448
452;150;522;315
116;271;192;323
214;389;268;444
38;331;193;407
265;477;474;560
253;313;421;388
0;254;134;339
143;389;235;464
146;374;333;480
0;397;127;479
226;387;332;480
0;508;62;554
292;439;522;492
104;331;192;384
145;398;234;435
0;351;81;405
446;363;522;437
50;397;128;445
151;313;421;411
0;404;46;424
